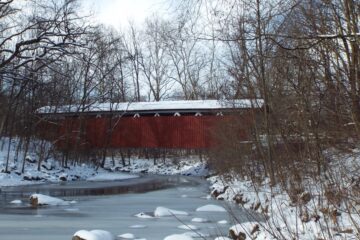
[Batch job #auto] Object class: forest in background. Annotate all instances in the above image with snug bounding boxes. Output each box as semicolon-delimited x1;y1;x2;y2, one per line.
1;1;360;238
0;0;359;185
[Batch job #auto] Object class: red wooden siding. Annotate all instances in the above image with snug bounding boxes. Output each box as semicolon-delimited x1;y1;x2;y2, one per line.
39;112;255;150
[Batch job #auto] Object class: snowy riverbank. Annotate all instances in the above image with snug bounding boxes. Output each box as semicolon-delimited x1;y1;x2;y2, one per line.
5;137;360;239
0;155;208;188
0;137;209;188
207;149;360;240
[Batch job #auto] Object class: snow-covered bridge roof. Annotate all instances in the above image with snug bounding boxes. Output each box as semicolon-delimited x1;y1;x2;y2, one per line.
37;99;264;116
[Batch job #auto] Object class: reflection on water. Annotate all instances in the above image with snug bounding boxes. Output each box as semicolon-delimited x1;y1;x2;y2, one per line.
0;175;201;214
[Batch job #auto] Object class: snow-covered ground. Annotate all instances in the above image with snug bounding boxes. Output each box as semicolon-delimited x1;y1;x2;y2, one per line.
0;137;208;188
208;149;360;239
105;156;209;177
7;136;360;239
0;138;97;187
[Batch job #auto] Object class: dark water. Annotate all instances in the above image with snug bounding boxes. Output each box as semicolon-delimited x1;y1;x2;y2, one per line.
0;175;200;212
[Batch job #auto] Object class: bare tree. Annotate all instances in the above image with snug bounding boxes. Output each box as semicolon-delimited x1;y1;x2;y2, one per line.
140;17;173;101
0;0;89;172
124;22;143;101
162;21;208;100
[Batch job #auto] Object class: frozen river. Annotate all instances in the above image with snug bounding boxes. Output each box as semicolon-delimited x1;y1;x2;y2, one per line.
0;175;255;240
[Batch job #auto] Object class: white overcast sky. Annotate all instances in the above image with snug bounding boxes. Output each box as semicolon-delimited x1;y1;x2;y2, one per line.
80;0;170;29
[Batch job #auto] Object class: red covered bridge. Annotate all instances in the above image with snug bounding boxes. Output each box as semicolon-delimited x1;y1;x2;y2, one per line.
37;99;263;150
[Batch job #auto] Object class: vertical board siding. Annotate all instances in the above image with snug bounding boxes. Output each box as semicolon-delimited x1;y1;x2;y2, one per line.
40;112;256;150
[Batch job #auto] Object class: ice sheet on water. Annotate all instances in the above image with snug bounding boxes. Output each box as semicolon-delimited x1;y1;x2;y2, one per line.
87;172;139;181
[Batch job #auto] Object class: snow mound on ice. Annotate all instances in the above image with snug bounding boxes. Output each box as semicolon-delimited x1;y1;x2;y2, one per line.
135;212;154;219
183;231;209;238
218;220;228;224
177;224;199;230
191;217;209;223
117;233;135;239
30;193;68;206
64;208;79;212
195;204;226;212
154;206;189;217
73;229;114;240
164;234;194;240
10;199;22;204
129;224;147;229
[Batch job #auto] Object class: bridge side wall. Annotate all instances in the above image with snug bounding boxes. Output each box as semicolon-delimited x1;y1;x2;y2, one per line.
38;112;256;150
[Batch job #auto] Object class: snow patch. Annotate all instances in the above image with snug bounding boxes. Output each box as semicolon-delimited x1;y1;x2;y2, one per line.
183;231;210;238
229;222;259;239
10;199;22;204
191;217;209;223
64;208;79;212
217;220;228;224
87;172;139;181
196;204;226;212
177;224;199;230
129;224;147;229
38;99;264;114
163;234;194;240
154;206;189;217
73;229;114;240
118;233;135;239
135;212;154;219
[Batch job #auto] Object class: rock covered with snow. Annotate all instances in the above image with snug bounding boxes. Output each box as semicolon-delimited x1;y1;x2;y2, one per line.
59;173;68;181
25;155;36;163
229;222;259;239
72;230;114;240
154;206;188;217
29;193;69;207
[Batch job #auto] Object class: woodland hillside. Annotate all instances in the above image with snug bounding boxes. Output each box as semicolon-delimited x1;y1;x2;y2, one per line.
0;0;358;182
0;1;360;239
